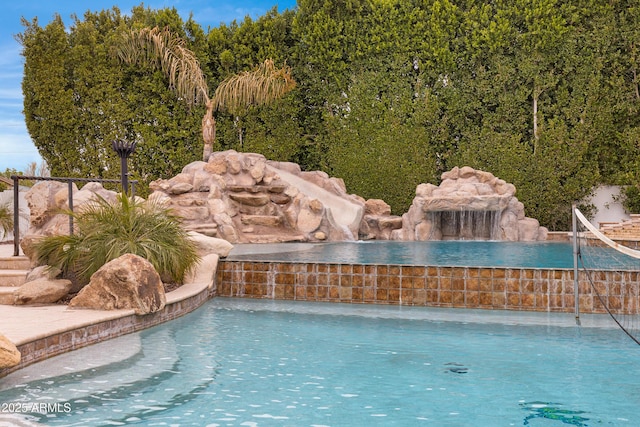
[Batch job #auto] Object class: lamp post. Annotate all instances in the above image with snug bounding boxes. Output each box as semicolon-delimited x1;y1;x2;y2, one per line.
112;140;137;195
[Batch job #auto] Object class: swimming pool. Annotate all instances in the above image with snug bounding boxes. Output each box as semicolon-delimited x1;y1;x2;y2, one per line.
226;240;640;270
227;241;577;268
217;241;640;314
1;299;638;426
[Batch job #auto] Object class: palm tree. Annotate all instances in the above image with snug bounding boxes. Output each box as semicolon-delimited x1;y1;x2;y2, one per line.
114;26;296;161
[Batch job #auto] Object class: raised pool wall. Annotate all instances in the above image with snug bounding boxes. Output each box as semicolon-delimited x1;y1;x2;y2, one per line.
215;261;639;314
216;234;640;314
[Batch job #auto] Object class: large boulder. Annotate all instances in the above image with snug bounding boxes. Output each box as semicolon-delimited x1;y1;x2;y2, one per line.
13;279;72;305
25;265;62;282
69;254;166;315
0;334;20;369
24;180;69;229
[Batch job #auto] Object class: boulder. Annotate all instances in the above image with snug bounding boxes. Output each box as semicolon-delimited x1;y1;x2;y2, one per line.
187;231;234;257
169;182;194;195
25;265;62;282
0;334;20;369
365;199;392;216
21;182;119;264
24;181;69;228
18;234;43;265
69;254;166;315
297;199;324;233
13;279;72;305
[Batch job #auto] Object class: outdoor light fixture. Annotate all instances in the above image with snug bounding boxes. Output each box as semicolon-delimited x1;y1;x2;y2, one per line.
112;140;137;195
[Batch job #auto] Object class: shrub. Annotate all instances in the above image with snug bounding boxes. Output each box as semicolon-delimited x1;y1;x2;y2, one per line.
0;203;13;235
34;194;199;286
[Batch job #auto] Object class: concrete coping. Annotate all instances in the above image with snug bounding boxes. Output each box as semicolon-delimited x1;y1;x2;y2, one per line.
3;279;210;347
0;275;213;378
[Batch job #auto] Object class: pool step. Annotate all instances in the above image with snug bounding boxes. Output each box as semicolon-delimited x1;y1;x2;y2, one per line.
0;270;29;287
0;256;30;270
0;287;18;305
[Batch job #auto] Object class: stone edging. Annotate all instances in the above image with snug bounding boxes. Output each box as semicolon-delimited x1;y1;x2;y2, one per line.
0;281;215;378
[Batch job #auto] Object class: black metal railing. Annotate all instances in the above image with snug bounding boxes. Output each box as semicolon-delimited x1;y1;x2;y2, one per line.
10;176;137;257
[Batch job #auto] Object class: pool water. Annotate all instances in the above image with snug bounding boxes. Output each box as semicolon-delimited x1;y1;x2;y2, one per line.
228;240;640;271
228;241;577;268
2;299;639;426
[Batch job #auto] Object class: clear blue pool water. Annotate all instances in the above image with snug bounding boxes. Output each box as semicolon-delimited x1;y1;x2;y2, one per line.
227;240;639;270
2;299;639;426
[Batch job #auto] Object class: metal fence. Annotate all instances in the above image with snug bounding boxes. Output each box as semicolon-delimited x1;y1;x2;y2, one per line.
10;176;137;257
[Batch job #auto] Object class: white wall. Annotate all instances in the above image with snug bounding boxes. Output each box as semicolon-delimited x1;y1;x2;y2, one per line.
585;185;630;228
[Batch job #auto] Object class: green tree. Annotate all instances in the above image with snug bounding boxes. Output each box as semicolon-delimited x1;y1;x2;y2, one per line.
18;1;640;229
19;7;205;193
325;65;445;214
115;26;296;161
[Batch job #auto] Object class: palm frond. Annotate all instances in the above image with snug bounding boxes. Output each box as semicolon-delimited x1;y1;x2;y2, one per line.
114;26;209;108
212;59;296;114
0;203;13;234
34;194;199;286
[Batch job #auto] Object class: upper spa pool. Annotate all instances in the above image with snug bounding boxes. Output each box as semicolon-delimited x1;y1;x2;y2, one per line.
226;240;633;270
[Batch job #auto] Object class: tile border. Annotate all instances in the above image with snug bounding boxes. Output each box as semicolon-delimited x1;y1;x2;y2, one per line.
216;260;639;314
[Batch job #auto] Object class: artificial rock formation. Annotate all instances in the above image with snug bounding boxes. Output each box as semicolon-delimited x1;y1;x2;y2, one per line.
21;181;118;261
69;254;166;315
394;166;548;241
0;334;20;369
148;150;365;243
188;231;234;257
185;253;220;291
18;158;547;244
359;199;403;240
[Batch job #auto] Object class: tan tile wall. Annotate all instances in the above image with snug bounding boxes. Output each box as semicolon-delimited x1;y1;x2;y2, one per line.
217;260;640;314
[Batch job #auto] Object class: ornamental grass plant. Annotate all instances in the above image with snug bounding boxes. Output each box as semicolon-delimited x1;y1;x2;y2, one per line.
34;194;199;287
0;203;13;236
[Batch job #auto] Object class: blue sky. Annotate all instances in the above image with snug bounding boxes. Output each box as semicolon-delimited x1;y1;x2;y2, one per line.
0;0;297;172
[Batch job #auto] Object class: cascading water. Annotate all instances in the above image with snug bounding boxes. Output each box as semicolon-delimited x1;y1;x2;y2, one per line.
267;264;277;299
430;210;502;240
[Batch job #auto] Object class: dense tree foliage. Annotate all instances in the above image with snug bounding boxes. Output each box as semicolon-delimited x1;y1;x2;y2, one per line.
19;1;640;229
19;6;206;195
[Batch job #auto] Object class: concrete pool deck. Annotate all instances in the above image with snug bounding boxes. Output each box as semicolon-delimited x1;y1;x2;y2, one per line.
0;243;311;339
0;243;216;378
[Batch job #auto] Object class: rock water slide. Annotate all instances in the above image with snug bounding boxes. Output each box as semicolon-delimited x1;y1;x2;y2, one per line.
267;165;363;240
